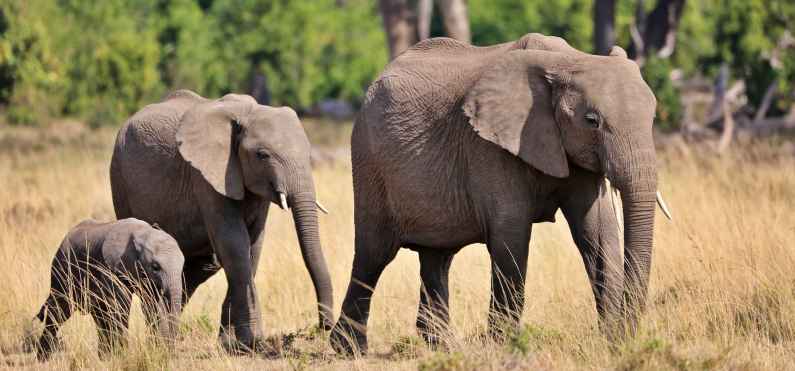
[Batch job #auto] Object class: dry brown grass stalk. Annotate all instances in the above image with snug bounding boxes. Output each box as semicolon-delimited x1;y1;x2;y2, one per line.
0;124;793;370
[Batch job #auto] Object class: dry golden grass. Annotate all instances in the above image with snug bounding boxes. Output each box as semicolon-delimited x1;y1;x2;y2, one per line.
0;122;794;370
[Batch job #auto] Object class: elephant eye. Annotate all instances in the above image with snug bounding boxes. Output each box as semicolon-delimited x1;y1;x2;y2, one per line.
256;151;270;161
151;262;161;272
584;112;601;128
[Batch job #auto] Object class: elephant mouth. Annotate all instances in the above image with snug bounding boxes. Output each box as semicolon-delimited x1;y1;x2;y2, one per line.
271;189;328;214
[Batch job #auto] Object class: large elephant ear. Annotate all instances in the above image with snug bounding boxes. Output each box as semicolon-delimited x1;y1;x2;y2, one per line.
463;50;570;178
176;100;250;200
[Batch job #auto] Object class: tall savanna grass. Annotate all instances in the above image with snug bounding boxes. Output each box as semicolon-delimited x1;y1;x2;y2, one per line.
0;122;793;370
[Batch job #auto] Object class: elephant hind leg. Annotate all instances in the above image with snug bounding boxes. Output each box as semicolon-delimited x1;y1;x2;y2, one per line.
35;294;72;360
331;223;400;356
416;247;457;348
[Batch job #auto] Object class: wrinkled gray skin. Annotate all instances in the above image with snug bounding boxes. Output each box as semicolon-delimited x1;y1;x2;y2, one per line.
34;218;184;360
331;34;658;354
110;90;333;352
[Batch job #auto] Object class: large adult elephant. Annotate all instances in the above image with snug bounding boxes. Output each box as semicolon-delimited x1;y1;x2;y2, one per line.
331;34;672;353
110;90;333;351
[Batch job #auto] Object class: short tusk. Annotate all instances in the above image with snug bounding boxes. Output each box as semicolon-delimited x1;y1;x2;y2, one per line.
279;192;288;210
656;191;673;221
315;200;329;214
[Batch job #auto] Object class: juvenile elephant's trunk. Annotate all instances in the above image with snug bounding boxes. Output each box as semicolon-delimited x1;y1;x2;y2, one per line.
608;135;657;334
163;275;183;340
290;191;334;330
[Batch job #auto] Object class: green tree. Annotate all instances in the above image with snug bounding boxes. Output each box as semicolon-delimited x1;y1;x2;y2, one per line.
469;0;592;50
0;0;70;124
210;0;387;109
153;0;229;97
59;0;163;126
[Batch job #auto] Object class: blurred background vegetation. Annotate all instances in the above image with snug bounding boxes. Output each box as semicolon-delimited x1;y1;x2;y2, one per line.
0;0;793;138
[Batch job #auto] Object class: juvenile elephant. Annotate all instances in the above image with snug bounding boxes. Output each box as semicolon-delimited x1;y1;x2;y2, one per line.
33;218;183;360
331;34;672;353
110;90;333;352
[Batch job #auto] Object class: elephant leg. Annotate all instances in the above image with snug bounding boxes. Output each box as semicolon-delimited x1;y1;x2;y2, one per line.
219;212;266;344
35;294;72;360
182;253;222;306
416;248;456;348
560;175;623;337
91;290;132;358
486;223;531;339
331;225;399;355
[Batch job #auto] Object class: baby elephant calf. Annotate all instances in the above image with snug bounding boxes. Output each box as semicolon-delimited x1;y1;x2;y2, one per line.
33;218;184;360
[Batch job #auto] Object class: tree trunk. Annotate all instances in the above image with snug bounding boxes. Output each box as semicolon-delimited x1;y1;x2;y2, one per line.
628;0;686;60
379;0;418;60
417;0;433;41
593;0;616;55
438;0;470;43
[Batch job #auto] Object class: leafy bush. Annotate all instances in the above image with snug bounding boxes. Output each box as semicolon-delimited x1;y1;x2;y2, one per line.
642;55;683;132
0;0;386;125
0;0;70;125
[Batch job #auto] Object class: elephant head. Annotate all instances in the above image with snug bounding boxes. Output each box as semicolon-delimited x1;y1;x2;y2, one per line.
105;221;185;342
175;95;334;329
463;44;669;330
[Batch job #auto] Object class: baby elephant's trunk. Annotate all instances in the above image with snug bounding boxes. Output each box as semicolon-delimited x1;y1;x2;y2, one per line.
160;274;183;342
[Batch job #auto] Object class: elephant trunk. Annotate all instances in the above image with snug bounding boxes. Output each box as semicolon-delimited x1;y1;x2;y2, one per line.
608;135;657;333
163;273;183;340
290;191;334;330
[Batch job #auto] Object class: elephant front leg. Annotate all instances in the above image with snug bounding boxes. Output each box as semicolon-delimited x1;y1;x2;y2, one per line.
218;211;268;351
560;175;624;338
91;288;132;358
213;232;263;353
486;223;531;339
198;196;264;353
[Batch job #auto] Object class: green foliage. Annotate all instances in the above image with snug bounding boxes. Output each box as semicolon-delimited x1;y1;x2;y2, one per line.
507;324;564;356
0;0;69;124
469;0;592;51
60;0;164;127
1;0;792;127
210;0;387;109
642;55;683;132
707;0;795;111
418;352;468;371
0;0;385;125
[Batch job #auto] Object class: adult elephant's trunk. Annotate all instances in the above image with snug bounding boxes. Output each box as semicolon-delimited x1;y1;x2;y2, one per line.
608;135;657;334
290;191;334;330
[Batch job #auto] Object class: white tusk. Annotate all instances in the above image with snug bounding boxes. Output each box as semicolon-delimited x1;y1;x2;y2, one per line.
656;191;673;221
605;178;623;235
279;192;288;210
315;201;329;214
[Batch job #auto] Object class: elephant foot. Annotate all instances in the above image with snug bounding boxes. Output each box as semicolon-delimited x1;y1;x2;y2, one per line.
218;328;270;356
330;321;367;357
